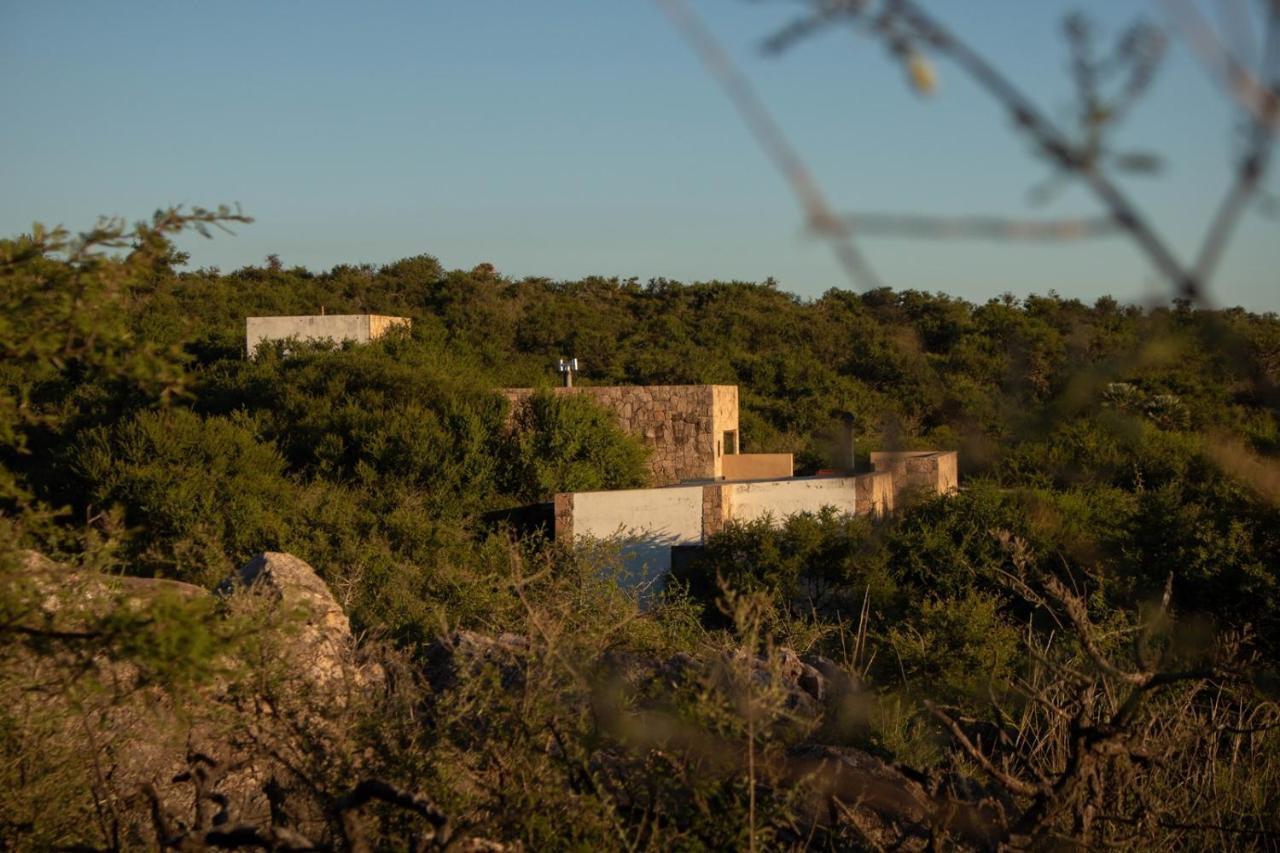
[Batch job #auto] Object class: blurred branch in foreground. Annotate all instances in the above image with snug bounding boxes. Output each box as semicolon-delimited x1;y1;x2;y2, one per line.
830;213;1120;242
653;0;885;290
738;0;1280;304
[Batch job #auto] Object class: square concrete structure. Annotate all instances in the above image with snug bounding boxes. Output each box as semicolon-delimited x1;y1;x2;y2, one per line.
503;385;743;486
245;314;410;356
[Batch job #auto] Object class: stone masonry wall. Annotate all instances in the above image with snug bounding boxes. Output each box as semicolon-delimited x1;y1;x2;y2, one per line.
853;471;896;518
554;493;574;540
701;484;733;539
869;451;959;498
502;386;734;485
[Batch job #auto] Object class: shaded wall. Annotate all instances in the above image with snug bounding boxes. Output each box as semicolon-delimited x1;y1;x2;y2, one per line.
558;485;704;583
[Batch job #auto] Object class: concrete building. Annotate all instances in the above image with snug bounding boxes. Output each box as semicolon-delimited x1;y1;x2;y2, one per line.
553;455;960;585
245;314;410;356
539;380;959;587
502;384;791;486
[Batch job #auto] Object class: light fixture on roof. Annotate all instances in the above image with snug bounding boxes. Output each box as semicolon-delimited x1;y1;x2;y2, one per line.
557;358;579;388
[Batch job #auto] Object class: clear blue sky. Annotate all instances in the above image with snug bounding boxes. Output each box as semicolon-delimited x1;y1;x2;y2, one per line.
2;1;1276;309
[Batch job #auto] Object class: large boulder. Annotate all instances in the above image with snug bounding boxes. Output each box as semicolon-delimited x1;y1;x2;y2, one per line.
224;551;359;688
3;550;379;849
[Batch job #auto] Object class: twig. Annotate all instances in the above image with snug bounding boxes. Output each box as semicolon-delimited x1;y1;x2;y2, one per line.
834;212;1119;241
1187;0;1280;283
888;0;1200;299
653;0;885;290
923;700;1042;798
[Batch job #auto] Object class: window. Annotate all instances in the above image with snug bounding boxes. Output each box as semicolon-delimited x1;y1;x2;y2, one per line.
722;430;738;455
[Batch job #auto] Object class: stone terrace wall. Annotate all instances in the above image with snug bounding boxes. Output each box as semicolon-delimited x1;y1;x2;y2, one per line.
869;451;959;498
502;385;735;485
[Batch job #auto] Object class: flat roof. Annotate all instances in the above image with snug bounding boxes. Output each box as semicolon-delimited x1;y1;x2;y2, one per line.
246;314;409;320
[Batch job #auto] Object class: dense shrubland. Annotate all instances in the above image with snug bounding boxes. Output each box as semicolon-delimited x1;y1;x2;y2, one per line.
2;211;1279;849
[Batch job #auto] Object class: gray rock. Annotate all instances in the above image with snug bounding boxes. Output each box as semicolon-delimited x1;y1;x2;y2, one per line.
224;551;360;689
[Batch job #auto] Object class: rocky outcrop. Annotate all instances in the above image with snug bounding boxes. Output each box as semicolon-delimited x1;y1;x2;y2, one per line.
223;551;360;688
4;550;377;849
426;628;530;692
19;548;207;626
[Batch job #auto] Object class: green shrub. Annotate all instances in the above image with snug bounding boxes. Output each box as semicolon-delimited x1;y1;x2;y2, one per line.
502;390;649;502
76;408;296;585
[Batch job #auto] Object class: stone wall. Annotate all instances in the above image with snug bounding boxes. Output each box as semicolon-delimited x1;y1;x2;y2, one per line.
553;493;574;540
502;385;737;485
853;471;895;518
701;484;733;539
869;451;959;498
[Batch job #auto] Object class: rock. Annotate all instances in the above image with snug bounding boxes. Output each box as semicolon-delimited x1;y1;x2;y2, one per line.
228;551;351;636
425;629;529;692
223;551;358;688
19;548;208;625
5;550;383;848
786;743;932;846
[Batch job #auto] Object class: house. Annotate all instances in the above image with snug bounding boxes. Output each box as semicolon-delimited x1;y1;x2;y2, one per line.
503;382;957;587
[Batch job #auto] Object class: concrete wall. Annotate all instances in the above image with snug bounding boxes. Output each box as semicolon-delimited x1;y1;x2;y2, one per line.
727;476;859;524
560;474;869;588
558;449;959;591
502;385;735;485
560;484;704;584
558;461;956;589
721;453;794;481
245;314;410;355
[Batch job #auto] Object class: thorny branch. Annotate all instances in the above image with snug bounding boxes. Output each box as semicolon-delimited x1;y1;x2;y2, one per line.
911;531;1250;846
673;1;1280;303
653;0;885;290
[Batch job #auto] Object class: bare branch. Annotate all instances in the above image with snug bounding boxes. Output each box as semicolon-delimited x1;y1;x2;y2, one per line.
1160;0;1280;132
832;212;1120;241
886;0;1200;299
923;700;1043;798
1188;0;1280;282
654;0;885;290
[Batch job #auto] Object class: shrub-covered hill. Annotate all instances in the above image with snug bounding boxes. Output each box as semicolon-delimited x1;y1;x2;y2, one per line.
2;211;1279;849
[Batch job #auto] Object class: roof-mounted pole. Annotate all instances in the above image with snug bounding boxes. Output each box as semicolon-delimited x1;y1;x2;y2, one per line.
557;358;579;388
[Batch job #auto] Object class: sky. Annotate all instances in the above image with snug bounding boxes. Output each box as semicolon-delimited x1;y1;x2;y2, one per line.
1;1;1277;310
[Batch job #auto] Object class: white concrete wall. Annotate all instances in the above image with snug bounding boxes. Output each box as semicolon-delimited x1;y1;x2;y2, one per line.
727;477;858;523
246;315;374;353
571;485;704;587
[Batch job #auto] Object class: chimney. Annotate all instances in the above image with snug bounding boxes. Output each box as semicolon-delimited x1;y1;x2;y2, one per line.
836;412;856;472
